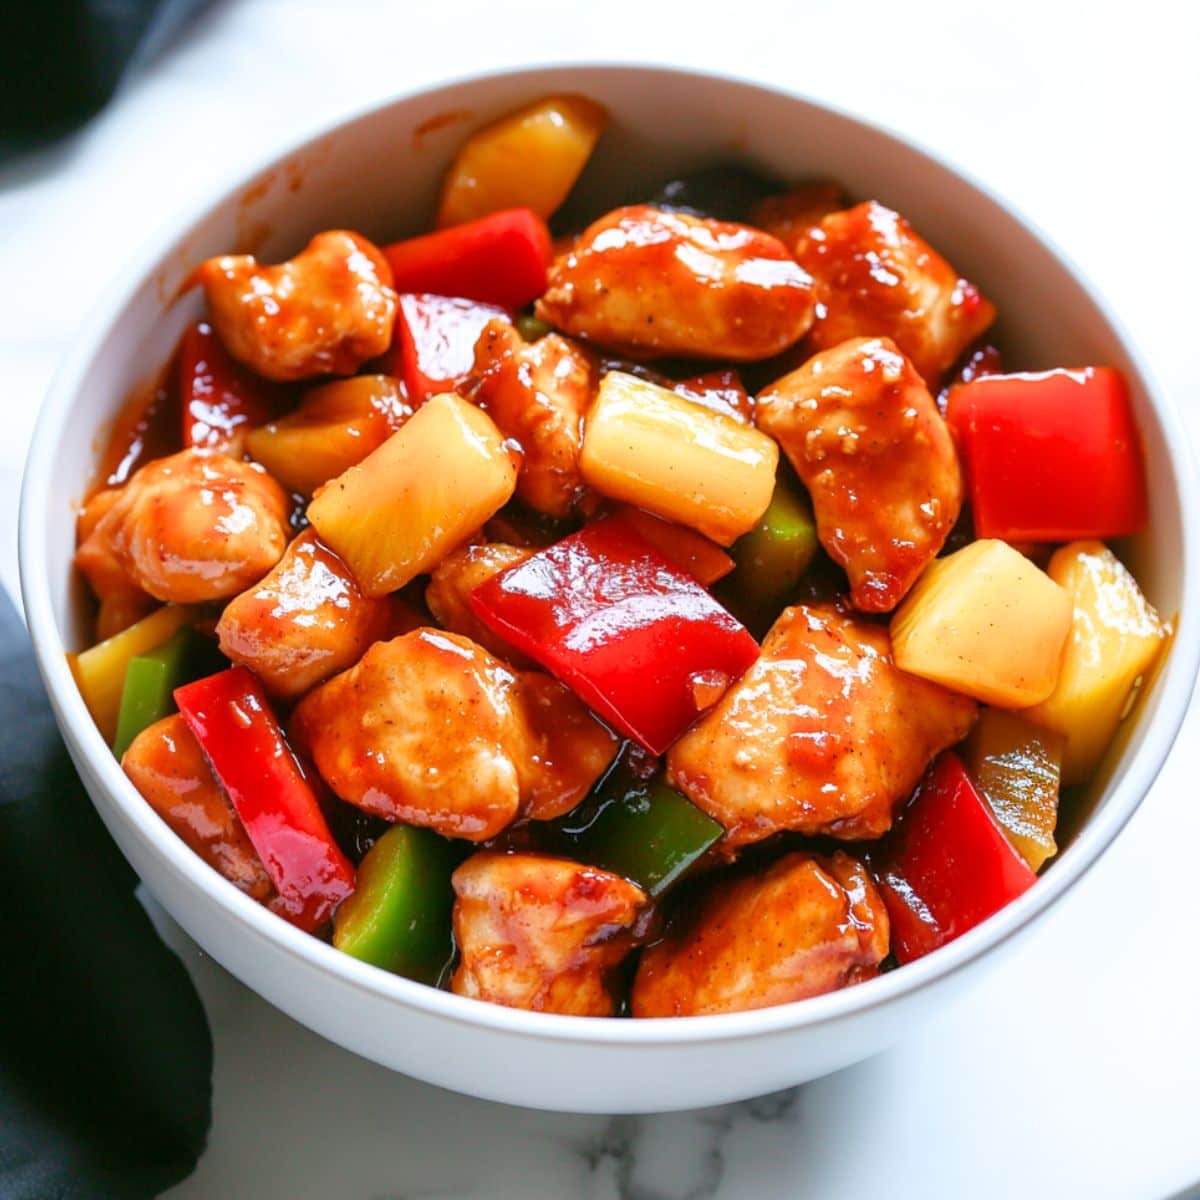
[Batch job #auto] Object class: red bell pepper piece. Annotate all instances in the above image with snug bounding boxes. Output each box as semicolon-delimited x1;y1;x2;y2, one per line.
947;366;1147;541
178;321;280;450
609;507;734;586
382;208;551;310
469;516;759;754
174;667;355;932
385;294;511;404
874;752;1037;964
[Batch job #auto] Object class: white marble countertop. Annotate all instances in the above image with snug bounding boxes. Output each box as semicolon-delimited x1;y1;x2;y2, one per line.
2;1;1198;1196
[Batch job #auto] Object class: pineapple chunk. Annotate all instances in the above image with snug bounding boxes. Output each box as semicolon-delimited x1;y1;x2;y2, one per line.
245;375;412;496
1024;541;1164;784
437;94;608;227
69;605;196;741
580;371;778;546
307;392;518;596
890;539;1072;707
963;708;1064;871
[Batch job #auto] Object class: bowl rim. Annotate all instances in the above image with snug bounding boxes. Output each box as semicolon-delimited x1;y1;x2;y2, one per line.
19;59;1200;1048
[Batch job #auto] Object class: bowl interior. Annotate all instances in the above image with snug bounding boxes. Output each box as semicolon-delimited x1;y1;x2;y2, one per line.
23;64;1197;1040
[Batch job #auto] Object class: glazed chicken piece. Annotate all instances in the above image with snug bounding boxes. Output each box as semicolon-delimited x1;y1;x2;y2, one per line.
667;605;977;844
425;540;535;662
122;714;274;901
469;320;594;517
794;201;995;386
216;530;392;699
193;230;398;382
632;851;888;1017
451;852;647;1016
535;205;815;361
75;448;290;604
75;488;155;638
747;180;848;247
757;336;963;612
293;629;619;840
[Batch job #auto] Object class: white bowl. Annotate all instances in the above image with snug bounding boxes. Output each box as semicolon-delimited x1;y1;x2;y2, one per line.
19;64;1200;1113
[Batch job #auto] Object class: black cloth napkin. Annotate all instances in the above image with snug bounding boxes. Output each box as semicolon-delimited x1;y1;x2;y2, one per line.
0;0;209;161
0;587;212;1199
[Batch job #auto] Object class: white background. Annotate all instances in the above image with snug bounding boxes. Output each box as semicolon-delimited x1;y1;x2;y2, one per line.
2;1;1197;1196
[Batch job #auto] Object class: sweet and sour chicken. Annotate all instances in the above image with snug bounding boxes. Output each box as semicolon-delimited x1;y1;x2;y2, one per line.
757;336;963;612
82;93;1158;1020
633;852;888;1017
451;852;647;1016
667;605;978;843
292;629;619;840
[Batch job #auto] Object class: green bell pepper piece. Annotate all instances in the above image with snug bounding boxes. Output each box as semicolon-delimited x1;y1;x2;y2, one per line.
333;825;461;985
562;768;723;897
729;475;818;611
112;626;222;759
515;313;552;342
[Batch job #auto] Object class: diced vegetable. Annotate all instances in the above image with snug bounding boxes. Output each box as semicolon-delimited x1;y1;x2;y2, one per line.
559;763;723;896
515;313;552;342
469;516;760;755
69;605;197;741
383;209;551;310
874;752;1037;963
1024;541;1165;783
580;371;778;546
962;708;1064;871
437;94;607;227
726;474;818;615
389;293;511;404
890;539;1073;707
307;392;518;596
244;375;412;496
178;321;280;451
174;667;355;931
333;825;461;984
610;507;734;586
947;367;1147;541
112;626;224;760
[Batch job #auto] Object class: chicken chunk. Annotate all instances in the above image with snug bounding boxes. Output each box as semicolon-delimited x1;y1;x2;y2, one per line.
75;449;290;604
469;320;594;517
667;605;977;844
292;629;619;841
216;530;391;699
748;180;849;246
122;714;273;901
794;201;995;386
425;541;535;663
451;852;647;1015
633;852;887;1016
193;230;398;382
76;487;156;637
535;205;815;361
757;337;962;612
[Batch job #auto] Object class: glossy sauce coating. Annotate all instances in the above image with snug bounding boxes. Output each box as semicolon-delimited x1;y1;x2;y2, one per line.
216;530;392;699
75;449;290;604
632;851;888;1016
757;336;962;612
469;320;594;517
194;230;398;381
795;201;995;386
292;629;618;840
667;604;977;844
747;180;848;247
425;541;536;662
535;205;815;361
451;851;647;1015
122;714;274;901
